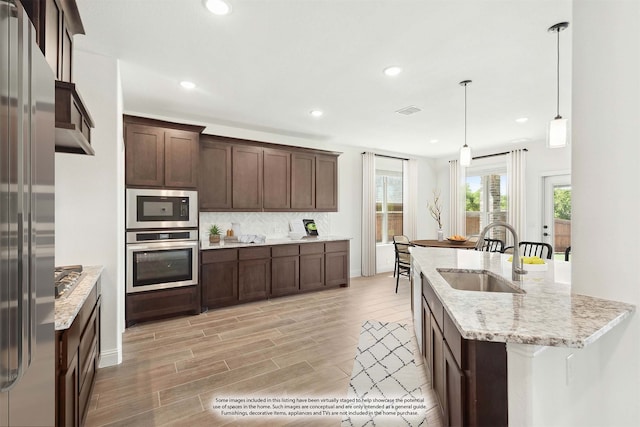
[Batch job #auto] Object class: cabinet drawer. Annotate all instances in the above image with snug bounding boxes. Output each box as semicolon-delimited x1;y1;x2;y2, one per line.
422;276;443;330
202;248;238;264
443;309;465;369
300;242;324;255
325;240;348;253
272;244;299;257
239;246;271;260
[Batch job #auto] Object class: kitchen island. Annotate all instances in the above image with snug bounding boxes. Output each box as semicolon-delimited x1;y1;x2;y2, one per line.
411;247;635;427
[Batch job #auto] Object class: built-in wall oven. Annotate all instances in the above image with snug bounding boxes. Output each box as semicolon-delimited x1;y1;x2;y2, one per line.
126;188;198;229
126;229;199;293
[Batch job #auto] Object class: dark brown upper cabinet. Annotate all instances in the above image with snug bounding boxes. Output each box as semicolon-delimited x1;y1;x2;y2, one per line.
23;0;96;155
232;145;263;210
124;115;204;189
263;148;291;211
200;138;233;210
198;134;339;212
291;152;316;211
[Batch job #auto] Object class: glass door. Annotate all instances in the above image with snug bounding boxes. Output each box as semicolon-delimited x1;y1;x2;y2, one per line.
543;174;571;258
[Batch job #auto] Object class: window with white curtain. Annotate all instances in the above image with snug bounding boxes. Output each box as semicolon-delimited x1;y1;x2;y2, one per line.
375;157;403;244
465;163;507;240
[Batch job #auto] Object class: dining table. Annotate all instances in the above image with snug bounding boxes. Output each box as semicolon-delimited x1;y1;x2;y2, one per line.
410;239;477;250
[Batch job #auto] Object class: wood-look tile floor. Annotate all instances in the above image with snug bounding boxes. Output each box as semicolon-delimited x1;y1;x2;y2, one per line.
86;274;443;427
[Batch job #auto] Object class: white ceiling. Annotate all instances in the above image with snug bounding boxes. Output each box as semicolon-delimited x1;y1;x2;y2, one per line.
74;0;572;158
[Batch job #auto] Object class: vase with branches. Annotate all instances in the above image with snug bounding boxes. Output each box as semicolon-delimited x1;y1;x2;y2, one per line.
427;189;444;241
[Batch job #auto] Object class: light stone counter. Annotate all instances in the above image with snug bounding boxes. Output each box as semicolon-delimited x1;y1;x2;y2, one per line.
411;247;635;348
55;265;103;331
200;235;352;250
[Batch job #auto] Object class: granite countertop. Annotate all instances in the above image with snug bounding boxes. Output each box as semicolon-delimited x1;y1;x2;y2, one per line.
200;235;352;250
55;265;103;331
411;247;635;348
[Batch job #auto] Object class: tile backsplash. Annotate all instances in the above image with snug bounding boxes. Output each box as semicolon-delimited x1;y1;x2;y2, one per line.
199;212;329;240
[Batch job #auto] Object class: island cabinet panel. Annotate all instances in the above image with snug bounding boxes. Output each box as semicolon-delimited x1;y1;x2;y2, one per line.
291;152;316;210
164;129;199;188
200;140;232;210
124;115;204;189
263;148;291;210
421;274;508;427
315;154;338;210
271;245;300;297
201;249;239;309
233;146;263;210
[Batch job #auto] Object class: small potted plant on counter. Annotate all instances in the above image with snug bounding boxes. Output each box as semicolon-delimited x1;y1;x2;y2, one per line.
209;224;222;244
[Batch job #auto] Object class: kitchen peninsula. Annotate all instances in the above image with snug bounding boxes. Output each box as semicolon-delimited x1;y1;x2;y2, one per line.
411;247;635;427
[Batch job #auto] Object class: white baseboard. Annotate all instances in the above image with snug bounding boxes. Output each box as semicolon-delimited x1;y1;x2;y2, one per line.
98;347;122;368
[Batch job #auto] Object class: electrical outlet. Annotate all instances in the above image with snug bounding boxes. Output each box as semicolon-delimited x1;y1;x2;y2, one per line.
566;353;575;385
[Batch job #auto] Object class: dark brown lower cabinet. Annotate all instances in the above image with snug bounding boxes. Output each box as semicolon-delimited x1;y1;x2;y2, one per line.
56;285;101;427
239;258;271;301
271;245;300;297
201;249;238;309
422;274;507;427
300;253;325;290
125;286;200;327
325;241;349;287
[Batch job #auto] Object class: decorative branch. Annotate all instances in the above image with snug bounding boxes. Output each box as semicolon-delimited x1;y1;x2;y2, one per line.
427;189;443;230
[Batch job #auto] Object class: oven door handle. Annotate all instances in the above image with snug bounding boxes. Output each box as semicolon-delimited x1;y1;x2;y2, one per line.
126;241;199;251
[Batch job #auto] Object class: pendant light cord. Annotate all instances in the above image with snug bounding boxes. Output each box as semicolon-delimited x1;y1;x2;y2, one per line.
464;82;468;146
556;28;561;118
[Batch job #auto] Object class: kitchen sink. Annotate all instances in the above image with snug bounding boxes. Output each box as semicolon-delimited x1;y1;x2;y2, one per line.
437;269;525;294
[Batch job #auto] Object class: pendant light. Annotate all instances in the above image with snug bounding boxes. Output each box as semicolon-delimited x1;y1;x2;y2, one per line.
547;22;570;148
459;80;472;166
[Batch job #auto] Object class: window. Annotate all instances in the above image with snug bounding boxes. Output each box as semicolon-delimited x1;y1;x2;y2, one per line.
375;158;403;243
466;167;507;241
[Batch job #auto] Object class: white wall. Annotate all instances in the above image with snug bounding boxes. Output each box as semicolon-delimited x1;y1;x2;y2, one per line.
434;140;571;241
569;1;639;425
55;50;124;367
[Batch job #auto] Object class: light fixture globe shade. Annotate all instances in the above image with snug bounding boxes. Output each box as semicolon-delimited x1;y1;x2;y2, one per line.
459;145;472;166
204;0;231;15
547;117;568;148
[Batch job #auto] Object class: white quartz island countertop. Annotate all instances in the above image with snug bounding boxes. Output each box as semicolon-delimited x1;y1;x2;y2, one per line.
55;265;103;331
412;247;635;348
200;235;352;250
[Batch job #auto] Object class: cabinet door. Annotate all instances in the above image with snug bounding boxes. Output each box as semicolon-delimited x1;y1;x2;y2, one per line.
164;129;199;188
200;141;232;210
422;298;432;368
239;259;270;301
61;25;72;82
325;251;348;287
43;0;61;78
431;314;446;418
271;255;299;296
125;124;165;187
232;146;263;210
315;154;338;211
300;253;324;290
291;152;315;210
201;261;238;308
263;148;291;210
444;343;465;427
58;352;79;427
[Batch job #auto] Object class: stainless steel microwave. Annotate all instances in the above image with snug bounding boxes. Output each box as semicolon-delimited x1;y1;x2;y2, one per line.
126;188;198;229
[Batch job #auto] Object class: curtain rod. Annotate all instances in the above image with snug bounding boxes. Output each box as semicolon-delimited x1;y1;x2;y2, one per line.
472;148;528;160
362;152;410;161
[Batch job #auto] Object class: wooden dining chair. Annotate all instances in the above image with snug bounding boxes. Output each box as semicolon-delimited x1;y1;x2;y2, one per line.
393;242;412;293
475;238;504;253
392;235;410;277
564;246;571;261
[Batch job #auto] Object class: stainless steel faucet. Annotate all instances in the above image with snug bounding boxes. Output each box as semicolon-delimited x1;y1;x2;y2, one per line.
476;221;527;281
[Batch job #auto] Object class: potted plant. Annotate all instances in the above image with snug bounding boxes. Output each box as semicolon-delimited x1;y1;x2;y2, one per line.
209;224;222;243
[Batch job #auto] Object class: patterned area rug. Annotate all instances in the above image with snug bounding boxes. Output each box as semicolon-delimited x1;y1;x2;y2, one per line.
342;320;427;427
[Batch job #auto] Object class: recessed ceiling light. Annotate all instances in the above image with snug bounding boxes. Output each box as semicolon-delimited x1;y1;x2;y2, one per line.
383;66;402;77
180;81;196;89
204;0;231;15
430;139;438;144
310;110;323;118
515;117;529;123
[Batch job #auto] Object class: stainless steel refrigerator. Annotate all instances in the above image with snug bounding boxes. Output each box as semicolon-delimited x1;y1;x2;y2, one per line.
1;0;55;425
